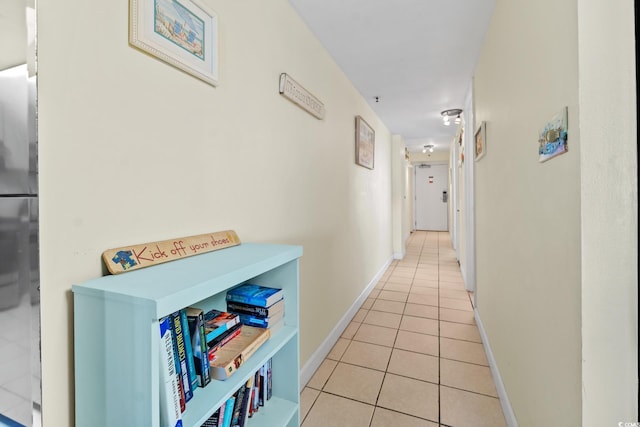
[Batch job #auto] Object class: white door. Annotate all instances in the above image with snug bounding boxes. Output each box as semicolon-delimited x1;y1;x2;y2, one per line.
415;164;449;231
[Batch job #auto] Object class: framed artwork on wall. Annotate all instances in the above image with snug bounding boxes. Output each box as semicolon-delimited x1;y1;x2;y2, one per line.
129;0;219;87
355;116;375;169
475;121;486;161
538;107;568;162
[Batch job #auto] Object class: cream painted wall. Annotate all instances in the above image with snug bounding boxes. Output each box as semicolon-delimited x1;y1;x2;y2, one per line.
410;150;449;164
578;0;638;423
37;0;393;424
473;0;582;425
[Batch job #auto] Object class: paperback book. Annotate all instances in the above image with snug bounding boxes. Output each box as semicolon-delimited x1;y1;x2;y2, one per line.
226;299;284;318
185;307;211;387
170;310;193;403
226;284;283;308
266;358;272;401
158;316;183;427
222;395;235;427
238;376;254;427
207;322;243;359
236;309;284;329
209;325;271;380
203;309;240;343
178;309;198;391
200;407;220;426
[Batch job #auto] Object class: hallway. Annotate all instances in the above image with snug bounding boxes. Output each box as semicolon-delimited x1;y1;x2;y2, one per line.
300;231;507;427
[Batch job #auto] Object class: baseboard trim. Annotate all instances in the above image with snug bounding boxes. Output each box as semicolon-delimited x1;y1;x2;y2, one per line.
474;308;519;427
299;256;394;390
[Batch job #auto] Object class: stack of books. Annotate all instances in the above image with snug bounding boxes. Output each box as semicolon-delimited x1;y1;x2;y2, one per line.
190;306;271;381
158;302;274;423
225;284;285;334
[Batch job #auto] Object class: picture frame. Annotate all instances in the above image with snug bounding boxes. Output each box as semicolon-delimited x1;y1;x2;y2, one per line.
129;0;219;87
474;121;486;161
538;107;568;162
355;116;375;169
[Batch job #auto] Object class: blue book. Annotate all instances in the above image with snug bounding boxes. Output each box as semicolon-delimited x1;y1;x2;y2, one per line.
171;311;193;403
179;309;198;392
236;309;284;329
222;395;236;427
203;309;240;343
226;284;283;308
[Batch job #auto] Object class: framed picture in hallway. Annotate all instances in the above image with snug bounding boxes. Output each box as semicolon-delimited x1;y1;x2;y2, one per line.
355;115;375;169
538;107;568;162
129;0;219;87
474;121;486;161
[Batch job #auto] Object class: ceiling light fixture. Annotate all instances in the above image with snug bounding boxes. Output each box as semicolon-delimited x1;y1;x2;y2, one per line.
423;144;435;153
441;109;463;126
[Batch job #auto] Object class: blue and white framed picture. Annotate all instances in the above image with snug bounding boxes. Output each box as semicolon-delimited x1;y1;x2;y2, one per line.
129;0;219;86
538;107;568;162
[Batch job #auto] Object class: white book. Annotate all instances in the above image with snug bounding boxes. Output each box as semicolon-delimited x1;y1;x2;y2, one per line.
159;316;184;427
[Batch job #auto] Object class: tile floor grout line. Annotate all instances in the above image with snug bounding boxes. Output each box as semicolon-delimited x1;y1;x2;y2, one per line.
436;231;443;427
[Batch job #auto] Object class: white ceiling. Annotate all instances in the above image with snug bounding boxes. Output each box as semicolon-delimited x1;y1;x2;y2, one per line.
288;0;495;153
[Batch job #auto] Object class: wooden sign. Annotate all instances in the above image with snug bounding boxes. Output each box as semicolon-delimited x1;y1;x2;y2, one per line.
102;230;240;274
279;73;325;119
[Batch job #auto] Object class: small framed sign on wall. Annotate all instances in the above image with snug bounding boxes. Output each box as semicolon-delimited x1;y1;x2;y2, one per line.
355;116;375;169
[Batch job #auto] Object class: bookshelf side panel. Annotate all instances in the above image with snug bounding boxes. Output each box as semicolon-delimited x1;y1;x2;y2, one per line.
74;292;158;426
270;334;300;404
250;259;299;328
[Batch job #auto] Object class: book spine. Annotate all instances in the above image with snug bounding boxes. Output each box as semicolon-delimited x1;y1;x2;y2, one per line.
222;395;235;427
225;293;269;307
170;316;186;412
171;311;193;403
159;317;183;427
266;358;272;401
230;386;245;426
258;364;265;407
252;369;260;413
208;324;243;358
179;309;198;391
216;402;226;427
197;311;212;386
205;316;240;343
186;310;211;387
226;302;271;317
237;314;271;328
238;377;253;427
201;407;220;426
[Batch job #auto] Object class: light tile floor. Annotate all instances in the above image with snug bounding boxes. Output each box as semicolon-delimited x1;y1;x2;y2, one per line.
301;231;507;427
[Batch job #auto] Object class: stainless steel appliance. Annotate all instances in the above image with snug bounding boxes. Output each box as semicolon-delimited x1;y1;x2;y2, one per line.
0;59;41;427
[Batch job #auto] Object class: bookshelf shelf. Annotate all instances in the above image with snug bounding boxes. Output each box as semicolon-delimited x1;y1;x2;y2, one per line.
72;242;302;427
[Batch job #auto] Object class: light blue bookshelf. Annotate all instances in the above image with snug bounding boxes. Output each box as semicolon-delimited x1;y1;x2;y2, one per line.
72;242;302;427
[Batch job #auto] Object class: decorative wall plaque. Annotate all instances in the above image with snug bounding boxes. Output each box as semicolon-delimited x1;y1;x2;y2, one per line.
279;73;325;119
103;230;240;274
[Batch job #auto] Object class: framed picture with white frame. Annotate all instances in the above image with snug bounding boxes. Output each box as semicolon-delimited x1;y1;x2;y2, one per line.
129;0;219;87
